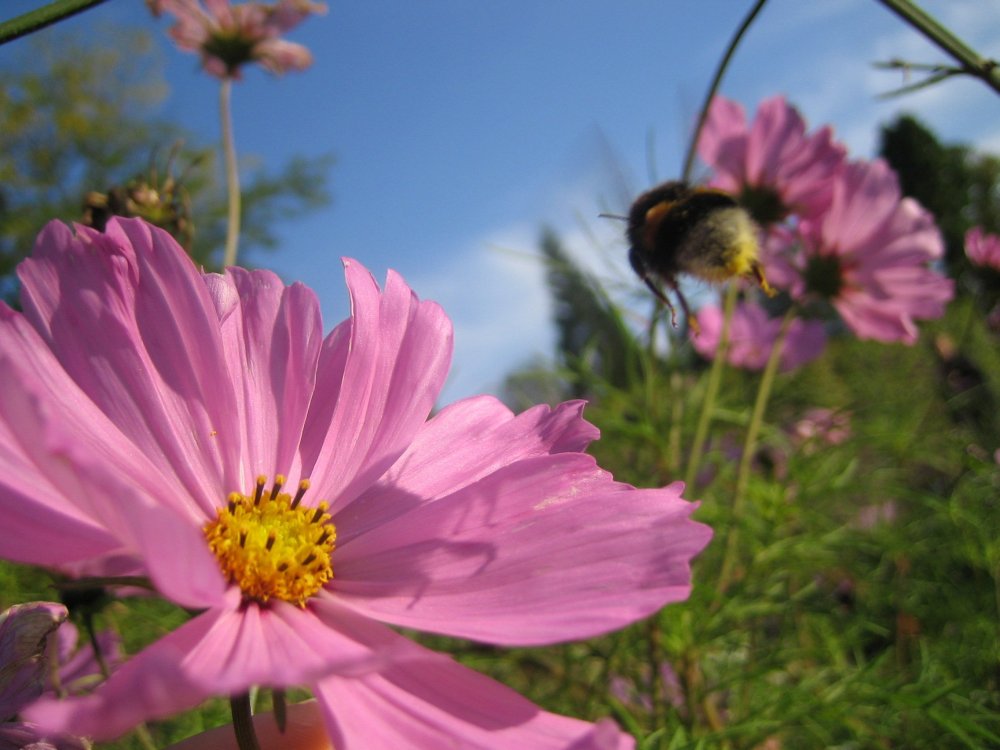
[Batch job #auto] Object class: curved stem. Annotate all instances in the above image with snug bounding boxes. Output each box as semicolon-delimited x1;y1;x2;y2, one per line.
220;79;242;268
876;0;1000;96
0;0;108;46
681;0;769;181
684;284;738;490
717;307;795;592
231;693;262;750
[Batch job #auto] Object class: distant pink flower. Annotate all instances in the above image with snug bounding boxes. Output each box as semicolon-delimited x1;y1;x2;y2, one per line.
765;159;953;344
790;408;851;449
965;226;1000;271
697;95;847;225
5;218;711;747
150;0;326;79
692;302;827;372
0;603;88;750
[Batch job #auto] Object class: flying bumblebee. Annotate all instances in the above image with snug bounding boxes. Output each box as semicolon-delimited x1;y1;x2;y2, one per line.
613;180;775;331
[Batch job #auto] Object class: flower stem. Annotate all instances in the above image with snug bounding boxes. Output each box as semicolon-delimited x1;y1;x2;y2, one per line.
231;693;262;750
684;284;738;490
876;0;1000;96
681;0;769;181
220;79;242;268
717;307;795;592
0;0;108;46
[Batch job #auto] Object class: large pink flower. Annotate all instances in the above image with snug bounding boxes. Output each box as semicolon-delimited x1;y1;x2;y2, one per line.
3;218;711;747
149;0;326;78
765;159;953;344
692;302;827;372
697;95;847;226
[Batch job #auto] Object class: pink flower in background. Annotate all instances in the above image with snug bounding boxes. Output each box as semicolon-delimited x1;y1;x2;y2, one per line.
0;603;88;750
790;408;851;448
965;226;1000;271
697;95;847;226
766;159;953;344
693;302;827;372
149;0;326;78
5;218;711;747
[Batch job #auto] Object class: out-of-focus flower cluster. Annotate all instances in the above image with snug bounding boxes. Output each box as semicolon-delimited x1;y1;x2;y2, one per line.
148;0;327;79
693;95;954;371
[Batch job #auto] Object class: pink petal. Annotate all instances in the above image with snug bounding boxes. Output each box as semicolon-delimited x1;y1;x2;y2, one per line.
746;95;807;186
17;219;239;518
334;455;711;645
313;643;633;750
205;269;323;487
300;260;453;509
334;397;599;545
819;160;900;253
26;597;411;741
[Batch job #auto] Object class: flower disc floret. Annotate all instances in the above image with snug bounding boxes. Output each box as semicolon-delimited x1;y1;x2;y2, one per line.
204;475;334;607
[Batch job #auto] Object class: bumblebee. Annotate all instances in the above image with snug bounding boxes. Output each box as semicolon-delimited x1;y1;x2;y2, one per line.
622;180;774;330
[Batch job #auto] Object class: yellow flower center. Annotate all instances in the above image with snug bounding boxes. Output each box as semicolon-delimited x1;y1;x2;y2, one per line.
204;475;335;607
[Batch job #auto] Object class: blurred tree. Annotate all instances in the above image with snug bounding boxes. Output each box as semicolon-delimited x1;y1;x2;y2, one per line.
0;25;331;298
536;228;646;399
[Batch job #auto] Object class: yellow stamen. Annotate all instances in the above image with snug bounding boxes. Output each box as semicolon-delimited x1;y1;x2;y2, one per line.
204;476;335;607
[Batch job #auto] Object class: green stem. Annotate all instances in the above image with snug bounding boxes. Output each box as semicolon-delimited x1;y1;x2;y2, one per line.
876;0;1000;96
231;693;261;750
54;576;153;591
717;307;795;592
681;0;769;181
684;284;738;490
220;79;242;268
0;0;108;45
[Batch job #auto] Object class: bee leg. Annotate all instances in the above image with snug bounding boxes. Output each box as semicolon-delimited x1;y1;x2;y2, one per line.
667;281;700;337
642;276;679;328
752;261;777;297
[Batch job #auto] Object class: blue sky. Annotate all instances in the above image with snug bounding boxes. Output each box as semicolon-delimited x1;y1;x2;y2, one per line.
3;0;998;404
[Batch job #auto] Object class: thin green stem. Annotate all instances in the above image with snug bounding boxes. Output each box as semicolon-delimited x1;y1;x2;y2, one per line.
876;0;1000;96
231;693;262;750
684;284;738;490
717;307;795;592
0;0;108;46
681;0;769;181
220;79;242;268
53;576;153;591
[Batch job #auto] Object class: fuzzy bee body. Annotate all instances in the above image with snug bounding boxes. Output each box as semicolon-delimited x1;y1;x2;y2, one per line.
624;180;773;329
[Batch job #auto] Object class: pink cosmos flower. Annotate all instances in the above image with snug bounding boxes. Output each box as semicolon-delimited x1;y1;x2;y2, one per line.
0;602;89;750
692;302;827;372
965;226;1000;271
697;95;847;225
3;218;712;747
789;408;851;448
149;0;326;79
764;159;954;344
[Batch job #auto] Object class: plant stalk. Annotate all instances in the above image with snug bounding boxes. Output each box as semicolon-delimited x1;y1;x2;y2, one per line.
681;0;769;181
0;0;108;46
220;79;242;268
684;284;738;490
717;307;795;592
876;0;1000;96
